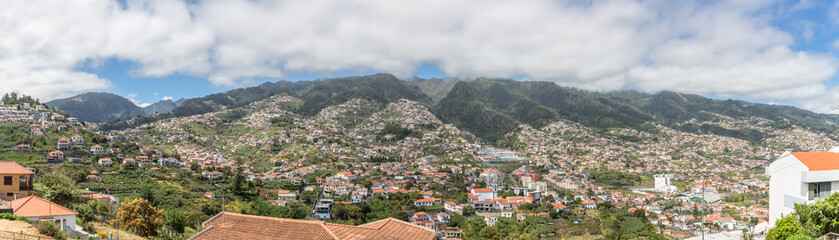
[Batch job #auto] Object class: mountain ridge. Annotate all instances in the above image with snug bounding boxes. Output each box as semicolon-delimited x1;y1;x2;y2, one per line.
45;92;145;123
50;74;839;145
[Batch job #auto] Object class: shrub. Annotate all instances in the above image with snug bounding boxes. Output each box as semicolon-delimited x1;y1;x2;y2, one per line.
0;213;29;222
37;221;66;239
766;215;804;240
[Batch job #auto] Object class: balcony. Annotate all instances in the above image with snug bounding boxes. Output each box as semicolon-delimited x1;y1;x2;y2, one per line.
19;185;33;191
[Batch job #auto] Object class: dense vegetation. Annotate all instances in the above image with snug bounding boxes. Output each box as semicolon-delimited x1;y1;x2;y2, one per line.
432;79;657;144
2;92;42;106
298;73;431;116
766;192;839;239
46;92;145;123
584;169;643;188
376;123;422;142
91;74;839;144
433;82;519;145
0;123;29;149
173;81;310;117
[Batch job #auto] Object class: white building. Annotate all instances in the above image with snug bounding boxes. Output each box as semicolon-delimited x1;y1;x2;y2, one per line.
203;171;224;180
471;188;496;201
10;196;82;237
767;148;839;226
479;169;504;191
90;145;104;155
484;215;498;226
654;174;678;193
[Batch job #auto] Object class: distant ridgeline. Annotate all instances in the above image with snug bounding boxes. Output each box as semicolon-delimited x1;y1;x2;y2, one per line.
80;74;839;144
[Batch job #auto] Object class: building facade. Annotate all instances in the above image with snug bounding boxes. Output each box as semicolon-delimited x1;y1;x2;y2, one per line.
767;149;839;226
0;161;35;201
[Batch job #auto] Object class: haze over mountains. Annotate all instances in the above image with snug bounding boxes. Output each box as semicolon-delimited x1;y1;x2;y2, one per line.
48;74;839;144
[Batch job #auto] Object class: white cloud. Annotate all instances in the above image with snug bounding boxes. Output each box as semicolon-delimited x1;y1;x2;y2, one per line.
124;93;150;107
162;96;173;101
1;0;838;112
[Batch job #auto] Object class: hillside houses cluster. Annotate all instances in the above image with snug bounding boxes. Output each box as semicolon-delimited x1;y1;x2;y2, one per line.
83;96;816;239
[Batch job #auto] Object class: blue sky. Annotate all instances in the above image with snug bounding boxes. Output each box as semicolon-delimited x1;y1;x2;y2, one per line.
78;60;451;107
5;0;839;112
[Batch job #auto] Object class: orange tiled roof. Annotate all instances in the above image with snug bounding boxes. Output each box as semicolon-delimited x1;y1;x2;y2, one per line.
10;196;78;217
791;152;839;171
0;161;34;174
191;212;435;240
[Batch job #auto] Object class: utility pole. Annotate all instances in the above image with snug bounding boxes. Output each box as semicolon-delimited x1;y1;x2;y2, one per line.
701;174;706;240
115;181;123;240
214;183;225;225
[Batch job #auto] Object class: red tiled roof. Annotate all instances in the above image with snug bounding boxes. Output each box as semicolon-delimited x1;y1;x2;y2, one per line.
191;212;435;240
0;161;34;174
10;196;78;217
791;152;839;171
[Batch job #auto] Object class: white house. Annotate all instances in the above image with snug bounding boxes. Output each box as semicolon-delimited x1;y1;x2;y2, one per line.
203;171;224;180
10;196;80;235
767;148;839;226
484;215;498;226
444;201;462;214
90;145;104;155
471;188;496;201
436;212;450;223
413;197;441;207
351;194;364;204
98;158;113;167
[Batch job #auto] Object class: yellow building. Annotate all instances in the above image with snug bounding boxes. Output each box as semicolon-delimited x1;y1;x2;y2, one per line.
0;161;35;201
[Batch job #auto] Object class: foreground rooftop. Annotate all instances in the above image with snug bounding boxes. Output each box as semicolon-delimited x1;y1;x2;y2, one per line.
190;212;436;240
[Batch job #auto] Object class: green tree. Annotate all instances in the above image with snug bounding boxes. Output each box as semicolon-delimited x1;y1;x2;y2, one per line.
795;193;839;236
481;226;499;239
496;217;521;239
361;179;373;189
164;209;186;234
766;215;805;240
620;217;645;237
390;206;408;221
35;172;81;206
74;204;95;223
300;190;318;205
348;205;366;222
462;206;476;217
118;198;164;237
332;204;348;220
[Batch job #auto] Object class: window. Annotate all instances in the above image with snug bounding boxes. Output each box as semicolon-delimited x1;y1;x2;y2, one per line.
819;182;832;198
811;182;833;200
5;193;12;197
3;176;11;185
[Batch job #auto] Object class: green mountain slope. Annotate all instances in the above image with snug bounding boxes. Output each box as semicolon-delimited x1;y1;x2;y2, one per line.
142;99;179;114
91;74;839;144
298;73;431;116
433;82;519;144
46;92;145;123
173;80;313;117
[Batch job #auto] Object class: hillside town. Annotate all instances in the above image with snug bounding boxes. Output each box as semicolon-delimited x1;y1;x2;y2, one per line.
5;91;838;240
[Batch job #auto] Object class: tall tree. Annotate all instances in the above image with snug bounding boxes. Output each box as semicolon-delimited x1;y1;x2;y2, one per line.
118;198;164;237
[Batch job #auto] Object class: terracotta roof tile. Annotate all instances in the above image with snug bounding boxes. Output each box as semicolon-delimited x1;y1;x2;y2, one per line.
792;152;839;171
10;196;78;217
0;161;34;175
191;212;434;240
